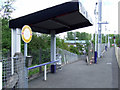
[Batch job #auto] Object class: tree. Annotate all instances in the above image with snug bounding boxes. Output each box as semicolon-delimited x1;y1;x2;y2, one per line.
66;32;75;40
66;32;91;40
115;34;120;47
1;0;15;57
2;18;11;56
0;0;15;19
69;45;79;54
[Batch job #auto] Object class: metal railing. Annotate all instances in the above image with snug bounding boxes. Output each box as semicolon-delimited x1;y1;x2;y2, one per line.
27;60;59;81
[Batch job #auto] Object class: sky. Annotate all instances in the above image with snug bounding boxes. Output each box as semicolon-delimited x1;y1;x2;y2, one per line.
0;0;119;38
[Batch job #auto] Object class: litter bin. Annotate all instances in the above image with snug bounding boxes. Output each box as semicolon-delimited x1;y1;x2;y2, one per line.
51;64;56;73
25;56;32;67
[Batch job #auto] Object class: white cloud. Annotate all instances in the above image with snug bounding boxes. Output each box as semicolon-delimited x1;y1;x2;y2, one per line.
11;0;72;18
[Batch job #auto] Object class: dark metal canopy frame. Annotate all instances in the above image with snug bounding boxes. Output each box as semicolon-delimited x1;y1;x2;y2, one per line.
9;0;92;34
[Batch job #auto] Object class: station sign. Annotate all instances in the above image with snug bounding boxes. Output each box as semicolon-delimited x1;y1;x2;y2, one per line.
22;25;32;43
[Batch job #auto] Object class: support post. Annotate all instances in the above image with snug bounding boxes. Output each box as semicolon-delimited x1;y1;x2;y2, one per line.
16;28;21;52
11;28;21;75
44;65;47;81
50;30;56;73
51;30;56;61
98;0;102;58
0;61;2;89
11;29;16;75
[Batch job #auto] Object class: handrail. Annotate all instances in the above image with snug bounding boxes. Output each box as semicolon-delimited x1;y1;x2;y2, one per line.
27;60;59;70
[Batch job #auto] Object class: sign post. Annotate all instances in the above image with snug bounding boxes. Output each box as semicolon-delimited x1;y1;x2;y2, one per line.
22;25;32;59
22;25;32;88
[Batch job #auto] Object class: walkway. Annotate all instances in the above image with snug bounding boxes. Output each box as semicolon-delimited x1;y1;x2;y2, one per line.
29;47;119;88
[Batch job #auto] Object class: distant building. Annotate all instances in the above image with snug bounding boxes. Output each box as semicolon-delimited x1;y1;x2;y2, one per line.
64;40;90;47
64;40;86;44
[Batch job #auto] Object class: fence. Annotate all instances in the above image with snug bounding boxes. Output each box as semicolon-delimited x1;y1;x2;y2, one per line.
28;48;50;65
2;53;28;88
57;48;86;64
101;44;106;52
2;58;12;88
0;60;2;90
88;42;94;62
87;43;105;63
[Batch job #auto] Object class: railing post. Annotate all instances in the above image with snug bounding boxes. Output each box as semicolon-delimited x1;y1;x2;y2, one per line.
44;65;47;81
39;48;42;73
0;61;2;89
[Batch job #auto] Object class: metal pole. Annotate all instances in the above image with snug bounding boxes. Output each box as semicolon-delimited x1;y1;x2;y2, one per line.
51;30;56;61
44;65;47;81
114;39;116;47
11;29;16;75
98;0;102;58
50;30;56;73
91;33;94;41
24;42;28;88
24;43;27;57
108;30;110;48
105;26;107;51
94;2;98;63
0;61;2;89
114;31;116;47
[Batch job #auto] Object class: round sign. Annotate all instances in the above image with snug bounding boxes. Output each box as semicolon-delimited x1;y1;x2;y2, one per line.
22;25;32;43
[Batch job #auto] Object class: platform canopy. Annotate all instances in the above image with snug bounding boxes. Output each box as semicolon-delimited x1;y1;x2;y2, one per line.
9;0;92;34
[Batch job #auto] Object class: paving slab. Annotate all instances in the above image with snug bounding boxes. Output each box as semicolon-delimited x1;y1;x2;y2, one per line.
29;47;119;88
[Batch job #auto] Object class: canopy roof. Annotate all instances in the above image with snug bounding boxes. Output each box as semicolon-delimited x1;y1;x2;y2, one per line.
9;0;92;34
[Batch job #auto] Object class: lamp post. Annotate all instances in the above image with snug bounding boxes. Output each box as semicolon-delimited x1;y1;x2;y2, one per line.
98;0;102;58
98;21;108;58
94;2;98;64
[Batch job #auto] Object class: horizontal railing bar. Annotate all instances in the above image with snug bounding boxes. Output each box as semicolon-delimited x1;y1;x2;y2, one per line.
27;60;59;70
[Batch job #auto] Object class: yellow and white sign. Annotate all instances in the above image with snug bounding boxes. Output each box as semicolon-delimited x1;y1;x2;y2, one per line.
22;25;32;43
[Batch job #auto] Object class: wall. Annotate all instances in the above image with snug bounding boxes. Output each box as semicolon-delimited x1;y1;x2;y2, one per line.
115;46;120;89
115;46;120;68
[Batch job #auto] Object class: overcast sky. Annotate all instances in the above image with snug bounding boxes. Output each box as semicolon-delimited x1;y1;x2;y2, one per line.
1;0;119;38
